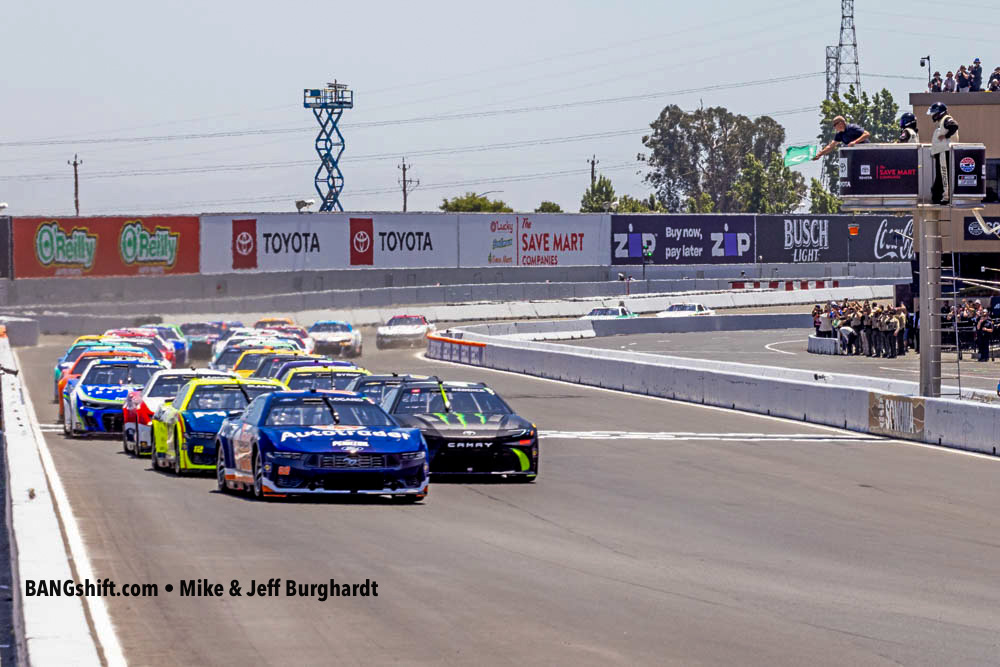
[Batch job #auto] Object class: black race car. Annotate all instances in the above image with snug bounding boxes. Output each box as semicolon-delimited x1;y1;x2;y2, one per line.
344;373;430;405
380;379;537;480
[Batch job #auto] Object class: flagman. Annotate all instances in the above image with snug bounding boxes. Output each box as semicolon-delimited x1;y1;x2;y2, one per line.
813;116;870;160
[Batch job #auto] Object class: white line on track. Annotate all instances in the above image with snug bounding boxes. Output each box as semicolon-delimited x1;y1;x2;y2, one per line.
14;350;128;667
418;352;1000;462
880;367;919;373
764;339;805;355
542;430;882;442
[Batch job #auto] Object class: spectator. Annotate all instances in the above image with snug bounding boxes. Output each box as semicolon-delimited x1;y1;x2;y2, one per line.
818;307;833;338
885;308;899;358
976;310;993;361
990;67;1000;89
813;116;870;161
928;71;943;92
989;77;1000;93
895;307;907;357
862;302;874;356
970;58;983;92
957;65;972;92
812;305;822;336
943;71;957;92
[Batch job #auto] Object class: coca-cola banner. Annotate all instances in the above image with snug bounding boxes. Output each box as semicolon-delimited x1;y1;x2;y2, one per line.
755;215;913;263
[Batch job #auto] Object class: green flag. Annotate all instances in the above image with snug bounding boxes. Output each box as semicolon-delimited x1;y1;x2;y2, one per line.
783;144;817;167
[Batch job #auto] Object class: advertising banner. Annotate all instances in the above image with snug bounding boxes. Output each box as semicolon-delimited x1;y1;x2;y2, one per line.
868;393;924;440
610;215;755;265
201;213;457;274
0;217;10;279
963;216;1000;241
838;146;921;197
756;215;914;263
12;216;200;278
950;145;987;200
458;214;607;268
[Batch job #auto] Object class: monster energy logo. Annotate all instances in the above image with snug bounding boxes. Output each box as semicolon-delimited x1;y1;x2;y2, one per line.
119;221;179;266
34;221;97;269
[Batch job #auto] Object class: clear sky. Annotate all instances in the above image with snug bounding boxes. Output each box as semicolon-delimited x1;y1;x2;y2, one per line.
2;0;997;216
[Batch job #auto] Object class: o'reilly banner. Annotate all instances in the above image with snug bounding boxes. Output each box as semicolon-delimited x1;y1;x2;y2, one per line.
611;215;755;265
756;215;914;263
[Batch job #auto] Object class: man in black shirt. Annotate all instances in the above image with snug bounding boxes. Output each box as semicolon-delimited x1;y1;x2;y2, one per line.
970;58;983;92
928;72;943;93
813;116;871;161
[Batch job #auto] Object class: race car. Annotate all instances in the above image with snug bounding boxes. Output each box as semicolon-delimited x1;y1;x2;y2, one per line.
248;351;326;379
261;325;315;354
180;321;228;358
278;365;370;391
139;324;190;366
53;338;136;401
63;359;162;437
57;347;154;419
150;378;285;474
270;358;354;381
103;328;176;366
381;379;538;480
375;315;435;350
253;317;294;329
580;306;637;320
655;303;716;318
215;390;428;501
307;320;362;357
122;368;232;456
210;339;299;371
344;373;430;404
231;348;284;378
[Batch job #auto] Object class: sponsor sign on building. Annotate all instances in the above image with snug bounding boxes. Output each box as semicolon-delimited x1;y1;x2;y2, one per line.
756;215;914;263
347;214;457;268
963;216;1000;241
12;216;199;278
838;146;921;197
868;393;924;440
458;214;607;267
610;215;755;265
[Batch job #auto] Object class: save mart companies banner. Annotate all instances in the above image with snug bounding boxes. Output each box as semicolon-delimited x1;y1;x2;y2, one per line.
12;216;200;278
457;213;609;267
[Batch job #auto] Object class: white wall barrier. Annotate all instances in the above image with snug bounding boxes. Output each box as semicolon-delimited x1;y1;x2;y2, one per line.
428;329;1000;457
807;335;842;355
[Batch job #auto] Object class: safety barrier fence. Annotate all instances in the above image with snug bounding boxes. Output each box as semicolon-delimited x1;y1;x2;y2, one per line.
0;212;916;280
427;326;1000;456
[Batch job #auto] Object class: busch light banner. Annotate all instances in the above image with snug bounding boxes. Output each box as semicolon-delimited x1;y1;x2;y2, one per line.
610;215;755;265
756;215;914;263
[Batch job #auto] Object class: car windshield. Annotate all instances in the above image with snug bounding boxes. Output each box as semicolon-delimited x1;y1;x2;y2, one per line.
667;304;698;312
254;356;298;378
309;322;351;333
181;323;220;336
286;372;361;391
236;353;268;372
155;327;181;341
392;387;512;415
129;341;163;360
82;364;157;386
386;316;424;326
215;348;247;368
187;385;277;410
264;397;395;427
148;376;193;398
588;308;618;317
352;380;397;403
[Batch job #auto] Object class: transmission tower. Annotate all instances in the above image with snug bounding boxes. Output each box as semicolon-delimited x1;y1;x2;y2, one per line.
824;0;861;99
303;80;354;212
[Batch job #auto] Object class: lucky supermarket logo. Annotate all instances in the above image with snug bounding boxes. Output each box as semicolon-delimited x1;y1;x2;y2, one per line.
119;221;178;267
34;221;97;270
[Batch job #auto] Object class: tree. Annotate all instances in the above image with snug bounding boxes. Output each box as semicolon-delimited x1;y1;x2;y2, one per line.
818;86;899;192
684;192;716;213
640;105;785;212
727;154;806;214
808;178;842;213
580;175;616;212
534;201;563;213
439;192;513;212
616;194;667;213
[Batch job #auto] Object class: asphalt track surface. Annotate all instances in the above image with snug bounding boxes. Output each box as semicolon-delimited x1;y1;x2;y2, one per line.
564;328;1000;394
16;335;1000;666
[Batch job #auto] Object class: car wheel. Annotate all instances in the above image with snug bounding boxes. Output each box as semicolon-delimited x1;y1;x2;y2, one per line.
63;407;71;437
216;445;229;493
123;423;133;455
395;493;424;503
252;448;265;500
172;428;183;476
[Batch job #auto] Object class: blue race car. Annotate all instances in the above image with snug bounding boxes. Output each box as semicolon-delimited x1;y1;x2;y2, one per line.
216;390;428;501
63;359;162;437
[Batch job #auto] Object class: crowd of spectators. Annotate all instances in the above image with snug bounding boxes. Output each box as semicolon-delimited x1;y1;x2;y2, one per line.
812;301;913;358
927;58;1000;93
811;298;1000;362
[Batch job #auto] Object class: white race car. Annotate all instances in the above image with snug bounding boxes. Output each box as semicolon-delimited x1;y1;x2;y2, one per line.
122;368;233;456
580;306;637;320
375;315;435;349
308;320;363;357
655;303;716;318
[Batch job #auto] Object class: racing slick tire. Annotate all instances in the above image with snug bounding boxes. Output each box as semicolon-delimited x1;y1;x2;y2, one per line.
62;410;71;437
252;447;265;500
394;493;425;504
122;423;132;456
216;446;230;494
172;428;183;476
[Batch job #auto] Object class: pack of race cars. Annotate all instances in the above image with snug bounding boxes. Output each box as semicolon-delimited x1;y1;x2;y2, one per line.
52;315;538;502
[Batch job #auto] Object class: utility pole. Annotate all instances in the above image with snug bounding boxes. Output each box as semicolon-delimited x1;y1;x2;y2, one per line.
588;155;599;187
398;157;419;212
68;154;82;216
